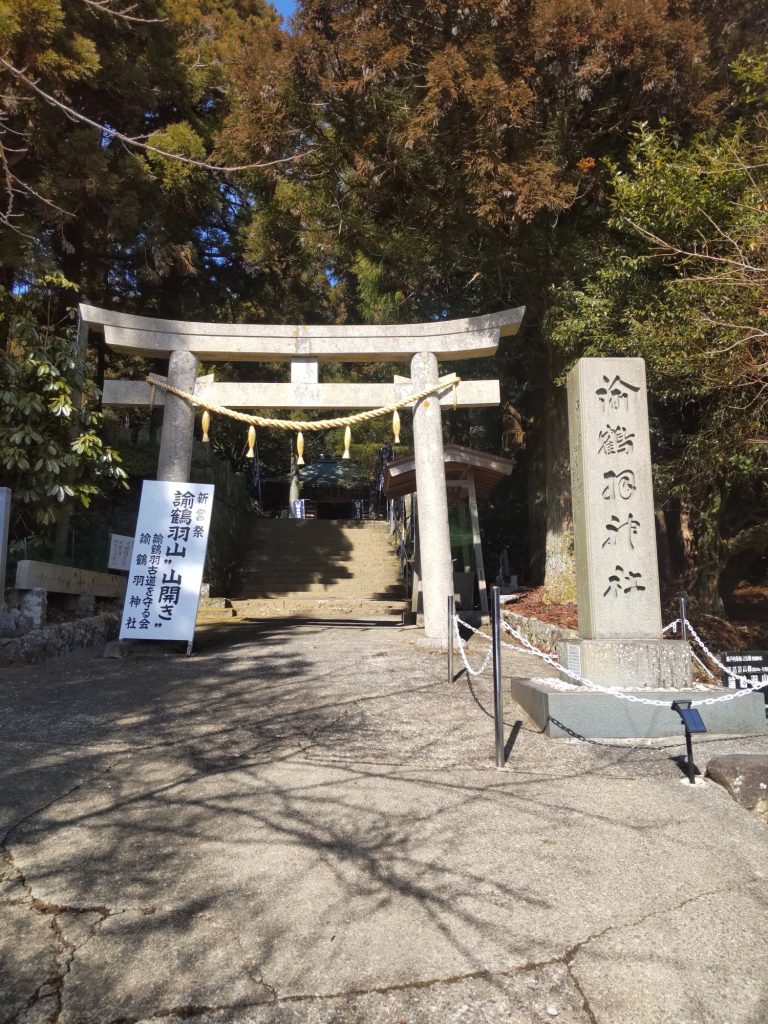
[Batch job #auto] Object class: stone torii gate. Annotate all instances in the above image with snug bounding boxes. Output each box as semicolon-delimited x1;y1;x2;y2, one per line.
79;303;525;642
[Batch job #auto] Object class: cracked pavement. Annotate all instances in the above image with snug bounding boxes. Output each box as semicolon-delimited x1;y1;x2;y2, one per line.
1;616;767;1024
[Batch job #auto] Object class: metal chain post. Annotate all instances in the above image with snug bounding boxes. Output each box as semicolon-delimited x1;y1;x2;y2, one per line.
492;586;505;768
447;594;455;685
679;595;688;642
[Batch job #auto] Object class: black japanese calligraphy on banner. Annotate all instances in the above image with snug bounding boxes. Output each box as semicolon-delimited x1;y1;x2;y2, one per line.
120;481;215;642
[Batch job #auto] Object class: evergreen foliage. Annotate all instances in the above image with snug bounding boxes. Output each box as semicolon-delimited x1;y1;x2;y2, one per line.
1;1;766;608
0;276;126;542
547;114;768;609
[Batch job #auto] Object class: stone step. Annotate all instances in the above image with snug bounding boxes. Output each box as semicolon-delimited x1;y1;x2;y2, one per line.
242;548;399;561
250;518;390;526
252;566;400;572
196;607;237;619
240;565;402;576
245;541;397;548
240;573;403;589
242;548;399;563
231;597;406;619
237;587;407;599
240;586;404;596
248;524;391;538
240;519;403;602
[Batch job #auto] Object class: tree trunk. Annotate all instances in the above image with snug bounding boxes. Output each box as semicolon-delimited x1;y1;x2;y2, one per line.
718;522;768;609
684;492;726;615
542;382;576;603
690;550;725;615
679;505;696;575
51;318;89;562
655;508;674;584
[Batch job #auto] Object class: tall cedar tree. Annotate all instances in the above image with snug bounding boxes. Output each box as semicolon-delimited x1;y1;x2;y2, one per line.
0;0;283;552
219;0;750;596
0;0;281;320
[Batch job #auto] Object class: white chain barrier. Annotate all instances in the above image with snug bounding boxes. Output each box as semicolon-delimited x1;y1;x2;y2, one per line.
682;619;765;689
657;616;761;688
452;613;766;708
453;613;494;677
691;649;721;683
661;618;742;683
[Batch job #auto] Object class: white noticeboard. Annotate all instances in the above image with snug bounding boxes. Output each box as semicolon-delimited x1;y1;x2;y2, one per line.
108;533;134;572
119;481;215;643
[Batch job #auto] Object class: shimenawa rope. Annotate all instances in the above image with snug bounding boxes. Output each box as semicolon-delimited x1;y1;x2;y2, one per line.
145;373;461;431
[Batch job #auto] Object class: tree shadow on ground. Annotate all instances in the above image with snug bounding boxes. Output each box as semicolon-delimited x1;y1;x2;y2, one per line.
1;621;765;1022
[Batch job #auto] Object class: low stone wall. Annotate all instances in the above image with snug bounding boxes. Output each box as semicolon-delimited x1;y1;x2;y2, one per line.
502;610;576;652
0;612;119;666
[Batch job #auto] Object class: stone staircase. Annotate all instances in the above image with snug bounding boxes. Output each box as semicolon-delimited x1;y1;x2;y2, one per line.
229;519;407;619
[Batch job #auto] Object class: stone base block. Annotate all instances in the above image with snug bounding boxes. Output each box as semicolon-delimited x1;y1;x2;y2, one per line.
20;588;47;630
557;638;691;690
511;679;768;739
64;593;96;617
0;607;21;638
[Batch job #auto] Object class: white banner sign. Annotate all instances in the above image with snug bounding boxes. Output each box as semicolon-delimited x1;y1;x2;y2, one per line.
119;481;214;642
108;533;134;572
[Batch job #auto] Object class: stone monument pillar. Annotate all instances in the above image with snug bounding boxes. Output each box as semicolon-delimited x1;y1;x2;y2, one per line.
558;358;690;688
157;350;199;482
411;351;453;643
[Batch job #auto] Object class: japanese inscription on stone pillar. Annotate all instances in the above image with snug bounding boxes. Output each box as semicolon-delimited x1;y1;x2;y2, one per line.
567;358;662;640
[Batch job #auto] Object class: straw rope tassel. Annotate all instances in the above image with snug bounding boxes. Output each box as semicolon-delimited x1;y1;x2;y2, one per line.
296;431;305;465
392;409;400;445
246;425;256;458
201;410;211;443
342;425;351;459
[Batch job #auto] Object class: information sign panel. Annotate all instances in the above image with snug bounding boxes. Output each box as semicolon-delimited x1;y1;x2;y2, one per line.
119;481;214;642
720;650;768;690
108;534;134;572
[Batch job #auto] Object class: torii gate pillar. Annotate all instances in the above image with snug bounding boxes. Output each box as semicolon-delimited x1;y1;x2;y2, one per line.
411;352;453;643
157;350;199;482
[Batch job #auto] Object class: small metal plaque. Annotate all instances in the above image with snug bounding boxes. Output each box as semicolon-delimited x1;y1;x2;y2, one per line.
565;643;582;677
108;534;134;572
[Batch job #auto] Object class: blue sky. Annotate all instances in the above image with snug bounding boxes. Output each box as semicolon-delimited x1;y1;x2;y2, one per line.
271;0;297;22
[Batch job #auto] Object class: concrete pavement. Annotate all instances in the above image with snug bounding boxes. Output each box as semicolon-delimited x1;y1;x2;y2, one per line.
1;617;766;1024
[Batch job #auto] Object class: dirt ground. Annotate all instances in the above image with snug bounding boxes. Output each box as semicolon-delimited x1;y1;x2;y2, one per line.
1;616;767;1024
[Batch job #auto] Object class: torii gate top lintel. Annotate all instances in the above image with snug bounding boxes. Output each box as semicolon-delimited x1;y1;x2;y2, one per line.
78;303;525;362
